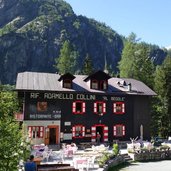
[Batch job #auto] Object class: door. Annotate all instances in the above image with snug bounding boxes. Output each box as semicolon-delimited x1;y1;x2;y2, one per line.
49;128;56;144
91;124;108;143
45;125;59;145
96;126;103;142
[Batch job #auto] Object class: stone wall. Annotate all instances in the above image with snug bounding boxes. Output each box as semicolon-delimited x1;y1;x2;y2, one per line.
129;148;171;161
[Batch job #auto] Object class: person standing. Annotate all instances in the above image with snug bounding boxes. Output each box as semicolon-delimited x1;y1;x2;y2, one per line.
96;132;101;145
24;155;37;171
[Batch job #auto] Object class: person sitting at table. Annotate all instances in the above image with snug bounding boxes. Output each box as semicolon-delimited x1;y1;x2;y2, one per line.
24;155;37;171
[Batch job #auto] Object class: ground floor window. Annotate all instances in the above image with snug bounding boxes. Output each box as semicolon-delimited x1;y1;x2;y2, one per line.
72;125;85;138
113;124;125;137
28;126;44;138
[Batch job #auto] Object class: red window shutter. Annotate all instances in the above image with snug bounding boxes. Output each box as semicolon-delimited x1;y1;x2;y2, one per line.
72;126;76;137
122;103;125;113
82;102;86;113
103;126;108;142
40;126;44;138
123;125;125;136
113;103;116;113
82;126;85;136
91;126;96;142
72;102;76;113
94;103;97;113
113;126;116;136
103;103;106;113
28;126;32;138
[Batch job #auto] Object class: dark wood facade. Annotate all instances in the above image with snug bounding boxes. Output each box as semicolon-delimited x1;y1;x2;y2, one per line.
16;71;156;145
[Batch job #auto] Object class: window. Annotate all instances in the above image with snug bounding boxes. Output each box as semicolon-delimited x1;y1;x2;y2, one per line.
28;126;44;138
72;101;85;114
113;102;125;114
113;125;125;137
37;102;47;112
91;80;98;89
72;125;85;138
100;80;107;90
63;79;72;88
94;102;106;114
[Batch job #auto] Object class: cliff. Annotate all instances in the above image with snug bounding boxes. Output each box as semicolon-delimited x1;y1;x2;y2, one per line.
0;0;166;84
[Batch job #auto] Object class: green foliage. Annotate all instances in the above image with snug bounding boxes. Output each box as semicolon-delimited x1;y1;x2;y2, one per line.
73;20;81;29
0;115;30;171
0;23;16;36
81;53;94;75
118;33;155;88
112;143;119;155
118;38;136;78
0;85;30;170
55;40;79;74
133;43;155;88
153;56;171;137
97;152;111;168
0;86;20;118
38;0;73;17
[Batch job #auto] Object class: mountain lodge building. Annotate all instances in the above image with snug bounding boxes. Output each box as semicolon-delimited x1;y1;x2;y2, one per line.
15;70;156;145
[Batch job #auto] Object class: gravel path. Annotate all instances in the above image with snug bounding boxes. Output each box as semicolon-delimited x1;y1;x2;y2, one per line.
120;160;171;171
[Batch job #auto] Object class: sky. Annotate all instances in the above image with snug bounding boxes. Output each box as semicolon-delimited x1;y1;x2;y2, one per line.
64;0;171;48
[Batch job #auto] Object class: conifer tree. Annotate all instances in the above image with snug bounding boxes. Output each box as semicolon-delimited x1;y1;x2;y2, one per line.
118;33;137;78
153;56;171;137
82;53;93;75
55;40;78;74
119;33;155;88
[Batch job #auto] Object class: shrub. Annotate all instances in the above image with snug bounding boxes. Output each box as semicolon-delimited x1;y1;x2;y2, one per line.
113;143;119;155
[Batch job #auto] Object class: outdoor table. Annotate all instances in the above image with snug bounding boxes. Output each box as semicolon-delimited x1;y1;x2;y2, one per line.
73;158;89;169
84;148;93;152
38;166;75;171
34;157;42;165
33;144;45;150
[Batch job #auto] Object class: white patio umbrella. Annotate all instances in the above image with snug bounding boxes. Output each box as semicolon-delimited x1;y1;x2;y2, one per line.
140;124;143;140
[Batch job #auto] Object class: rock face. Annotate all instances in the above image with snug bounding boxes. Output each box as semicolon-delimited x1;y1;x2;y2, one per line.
0;0;124;84
0;0;166;84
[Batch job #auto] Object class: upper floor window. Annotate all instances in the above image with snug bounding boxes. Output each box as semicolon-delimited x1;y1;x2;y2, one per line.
113;102;125;114
63;79;72;89
91;80;98;89
94;101;106;114
91;79;108;90
37;102;47;112
72;101;85;114
113;124;125;137
100;80;107;90
28;126;44;138
72;125;85;138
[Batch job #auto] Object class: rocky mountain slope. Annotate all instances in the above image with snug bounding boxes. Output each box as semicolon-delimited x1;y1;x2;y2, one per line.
0;0;166;84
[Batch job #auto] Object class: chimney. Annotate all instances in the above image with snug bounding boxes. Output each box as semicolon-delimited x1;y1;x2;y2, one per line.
127;83;132;91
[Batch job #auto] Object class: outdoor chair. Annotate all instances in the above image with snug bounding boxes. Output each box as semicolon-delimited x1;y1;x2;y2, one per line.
42;150;50;162
143;142;153;150
73;157;89;171
88;156;96;168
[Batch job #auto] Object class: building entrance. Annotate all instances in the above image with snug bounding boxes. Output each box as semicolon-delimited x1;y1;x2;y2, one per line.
49;128;56;144
45;125;59;145
96;126;103;143
91;124;108;143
